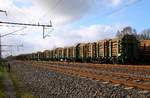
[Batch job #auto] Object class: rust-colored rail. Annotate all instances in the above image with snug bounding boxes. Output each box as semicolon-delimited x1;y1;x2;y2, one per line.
27;61;150;91
33;61;150;75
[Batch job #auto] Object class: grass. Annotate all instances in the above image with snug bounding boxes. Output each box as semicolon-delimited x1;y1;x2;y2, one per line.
0;60;35;98
0;65;6;98
10;72;35;98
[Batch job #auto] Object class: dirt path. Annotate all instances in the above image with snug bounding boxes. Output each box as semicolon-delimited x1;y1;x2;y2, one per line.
3;72;16;98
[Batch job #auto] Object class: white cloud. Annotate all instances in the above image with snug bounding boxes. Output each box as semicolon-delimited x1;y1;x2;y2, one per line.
111;0;121;6
2;23;125;57
0;0;130;57
0;0;132;24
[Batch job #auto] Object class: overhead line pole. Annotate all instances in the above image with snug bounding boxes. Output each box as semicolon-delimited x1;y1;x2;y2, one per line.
0;11;53;58
0;21;53;39
2;44;23;56
0;42;23;59
0;10;7;16
0;9;7;59
0;27;26;59
0;34;1;59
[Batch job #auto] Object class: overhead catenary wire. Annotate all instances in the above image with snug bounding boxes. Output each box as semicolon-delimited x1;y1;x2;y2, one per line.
0;8;30;36
103;0;143;17
35;0;64;39
0;26;26;59
0;21;52;27
3;1;53;39
2;0;63;39
0;20;52;39
1;26;27;37
5;5;41;37
0;2;53;57
0;24;23;28
1;44;23;47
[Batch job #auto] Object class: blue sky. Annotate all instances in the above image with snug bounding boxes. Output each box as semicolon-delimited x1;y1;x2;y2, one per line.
72;0;150;32
13;0;32;8
9;0;150;32
0;0;150;56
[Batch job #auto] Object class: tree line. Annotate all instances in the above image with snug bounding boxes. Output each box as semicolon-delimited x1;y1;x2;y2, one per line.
116;26;150;40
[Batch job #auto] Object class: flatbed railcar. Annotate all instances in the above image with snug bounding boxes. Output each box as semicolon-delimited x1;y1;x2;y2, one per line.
13;35;150;64
139;40;150;63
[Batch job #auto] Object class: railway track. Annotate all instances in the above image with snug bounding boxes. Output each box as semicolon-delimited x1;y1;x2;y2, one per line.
24;61;150;91
31;61;150;77
31;61;150;80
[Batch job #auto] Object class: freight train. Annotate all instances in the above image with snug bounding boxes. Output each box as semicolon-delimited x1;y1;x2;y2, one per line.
13;34;150;64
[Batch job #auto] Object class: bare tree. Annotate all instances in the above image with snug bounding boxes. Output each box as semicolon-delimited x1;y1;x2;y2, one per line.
116;26;137;38
138;29;150;40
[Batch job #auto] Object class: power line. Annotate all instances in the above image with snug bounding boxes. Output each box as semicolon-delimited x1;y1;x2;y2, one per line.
0;21;52;27
0;21;52;39
2;8;53;38
2;50;12;52
0;26;25;59
0;8;53;58
51;0;64;12
1;44;23;47
0;24;26;28
1;27;27;37
38;0;64;38
104;0;143;17
2;44;23;57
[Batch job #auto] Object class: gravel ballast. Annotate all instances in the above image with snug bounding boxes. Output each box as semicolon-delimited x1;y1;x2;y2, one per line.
10;61;150;98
